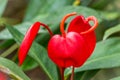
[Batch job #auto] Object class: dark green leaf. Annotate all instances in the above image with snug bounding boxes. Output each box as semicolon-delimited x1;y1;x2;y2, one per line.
0;57;30;80
0;39;15;49
6;25;58;80
74;72;84;80
65;37;120;75
21;56;38;71
67;70;99;80
79;70;99;80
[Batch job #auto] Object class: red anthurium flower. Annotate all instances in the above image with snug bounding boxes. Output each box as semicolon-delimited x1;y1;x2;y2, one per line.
18;12;98;80
48;13;98;68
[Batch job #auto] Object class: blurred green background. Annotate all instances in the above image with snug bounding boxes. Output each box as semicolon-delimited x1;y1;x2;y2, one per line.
0;0;120;80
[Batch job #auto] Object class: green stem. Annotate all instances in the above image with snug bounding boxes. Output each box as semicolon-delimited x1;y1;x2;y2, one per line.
0;17;20;26
0;43;18;57
11;53;18;61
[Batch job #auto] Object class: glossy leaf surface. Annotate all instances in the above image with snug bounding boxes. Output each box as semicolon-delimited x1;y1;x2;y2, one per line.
0;57;30;80
103;24;120;40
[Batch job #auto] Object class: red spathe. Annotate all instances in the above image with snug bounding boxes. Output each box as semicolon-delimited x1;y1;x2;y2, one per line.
48;32;85;67
68;15;96;66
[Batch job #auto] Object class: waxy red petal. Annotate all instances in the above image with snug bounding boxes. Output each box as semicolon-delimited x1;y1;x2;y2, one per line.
18;22;41;65
67;16;96;64
48;32;85;67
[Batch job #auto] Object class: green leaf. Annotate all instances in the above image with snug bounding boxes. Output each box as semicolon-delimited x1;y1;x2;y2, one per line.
91;0;114;10
74;72;84;80
38;0;73;13
80;0;93;6
0;39;15;49
0;0;7;17
0;57;30;80
6;25;58;80
67;70;99;80
23;0;45;21
102;12;120;20
21;56;38;71
103;24;120;40
110;76;120;80
65;37;120;75
32;6;103;24
24;0;73;21
79;70;99;80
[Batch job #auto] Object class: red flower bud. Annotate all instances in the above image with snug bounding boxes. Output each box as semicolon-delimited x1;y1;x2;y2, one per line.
18;22;53;65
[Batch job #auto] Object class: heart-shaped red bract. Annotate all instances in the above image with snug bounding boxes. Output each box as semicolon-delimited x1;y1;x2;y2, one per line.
48;32;85;67
68;15;96;65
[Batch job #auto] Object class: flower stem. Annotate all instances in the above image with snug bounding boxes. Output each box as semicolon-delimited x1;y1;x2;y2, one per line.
60;67;65;80
40;22;53;37
60;12;77;38
70;66;75;80
0;43;18;57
